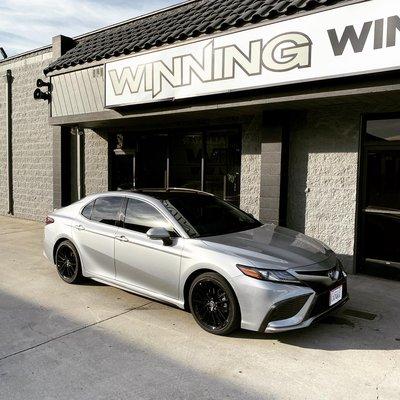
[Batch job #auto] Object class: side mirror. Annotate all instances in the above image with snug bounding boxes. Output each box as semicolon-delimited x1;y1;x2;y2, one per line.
146;227;172;246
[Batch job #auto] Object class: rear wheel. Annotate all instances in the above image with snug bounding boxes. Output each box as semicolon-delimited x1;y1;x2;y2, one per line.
189;272;240;335
55;240;83;284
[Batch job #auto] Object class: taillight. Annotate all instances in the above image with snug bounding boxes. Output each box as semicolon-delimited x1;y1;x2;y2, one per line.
45;216;54;225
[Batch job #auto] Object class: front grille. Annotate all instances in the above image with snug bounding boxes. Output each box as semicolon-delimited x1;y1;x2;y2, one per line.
268;294;310;322
308;279;347;318
301;269;346;294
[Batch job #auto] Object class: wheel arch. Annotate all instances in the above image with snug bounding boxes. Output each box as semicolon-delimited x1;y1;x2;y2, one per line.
183;268;241;316
53;237;80;264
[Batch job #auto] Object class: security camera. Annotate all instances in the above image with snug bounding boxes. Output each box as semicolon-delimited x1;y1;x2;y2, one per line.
36;78;51;88
33;88;50;101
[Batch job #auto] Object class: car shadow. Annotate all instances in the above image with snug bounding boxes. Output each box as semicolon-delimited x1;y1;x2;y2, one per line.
77;278;106;286
0;288;268;400
235;271;400;351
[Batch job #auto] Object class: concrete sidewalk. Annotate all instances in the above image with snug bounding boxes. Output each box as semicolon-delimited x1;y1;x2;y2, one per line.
0;215;399;400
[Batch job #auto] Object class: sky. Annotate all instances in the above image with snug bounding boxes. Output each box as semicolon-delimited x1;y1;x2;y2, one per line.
0;0;179;57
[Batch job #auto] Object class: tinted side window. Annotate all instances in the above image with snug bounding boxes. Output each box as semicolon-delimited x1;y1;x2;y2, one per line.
124;199;175;234
91;197;123;226
81;201;94;219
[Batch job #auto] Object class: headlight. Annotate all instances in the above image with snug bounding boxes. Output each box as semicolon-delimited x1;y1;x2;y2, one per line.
237;265;301;284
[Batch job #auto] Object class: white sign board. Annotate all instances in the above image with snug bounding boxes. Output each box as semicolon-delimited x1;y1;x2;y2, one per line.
105;0;400;107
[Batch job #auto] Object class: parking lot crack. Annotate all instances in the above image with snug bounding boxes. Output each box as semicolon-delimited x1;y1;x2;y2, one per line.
0;301;153;362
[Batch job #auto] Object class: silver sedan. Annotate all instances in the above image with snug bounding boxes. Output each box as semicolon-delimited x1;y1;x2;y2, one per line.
43;188;348;335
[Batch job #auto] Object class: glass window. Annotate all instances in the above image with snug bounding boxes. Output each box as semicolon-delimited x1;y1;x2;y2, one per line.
81;201;94;219
366;150;400;210
204;132;241;206
91;197;123;226
123;198;175;234
162;194;262;238
366;119;400;143
169;134;202;190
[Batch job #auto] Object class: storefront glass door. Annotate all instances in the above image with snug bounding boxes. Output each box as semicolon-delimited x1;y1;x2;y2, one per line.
136;135;168;188
359;117;400;279
169;133;203;190
204;130;241;204
111;128;241;205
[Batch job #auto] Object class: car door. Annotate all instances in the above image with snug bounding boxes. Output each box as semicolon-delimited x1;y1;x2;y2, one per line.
114;197;183;300
73;196;124;279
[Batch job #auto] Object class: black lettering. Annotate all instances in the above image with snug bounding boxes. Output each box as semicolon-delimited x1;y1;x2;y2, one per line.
328;21;373;56
374;19;384;49
387;15;400;47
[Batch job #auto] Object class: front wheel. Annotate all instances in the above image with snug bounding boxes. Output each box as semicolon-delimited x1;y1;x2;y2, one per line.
189;272;240;335
55;240;83;284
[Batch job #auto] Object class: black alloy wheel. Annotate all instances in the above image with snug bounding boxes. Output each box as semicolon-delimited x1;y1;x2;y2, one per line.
189;272;240;335
55;240;82;284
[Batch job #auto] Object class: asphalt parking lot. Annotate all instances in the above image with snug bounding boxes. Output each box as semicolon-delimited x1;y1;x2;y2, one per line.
0;216;399;400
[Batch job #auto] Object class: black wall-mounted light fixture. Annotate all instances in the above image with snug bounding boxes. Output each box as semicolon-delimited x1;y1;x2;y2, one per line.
33;78;51;101
36;78;51;88
33;88;51;101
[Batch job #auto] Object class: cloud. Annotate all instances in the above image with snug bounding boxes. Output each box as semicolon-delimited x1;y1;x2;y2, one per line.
0;0;178;56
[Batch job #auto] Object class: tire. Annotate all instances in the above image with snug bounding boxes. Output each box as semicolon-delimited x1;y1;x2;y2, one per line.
55;240;83;284
189;272;240;335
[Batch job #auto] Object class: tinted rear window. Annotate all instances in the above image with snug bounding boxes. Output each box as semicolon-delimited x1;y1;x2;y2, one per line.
81;201;94;219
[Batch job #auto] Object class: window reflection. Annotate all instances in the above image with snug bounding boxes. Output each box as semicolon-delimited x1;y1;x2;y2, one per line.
124;199;174;234
205;132;241;206
366;119;400;143
169;134;202;190
111;129;242;205
91;197;123;226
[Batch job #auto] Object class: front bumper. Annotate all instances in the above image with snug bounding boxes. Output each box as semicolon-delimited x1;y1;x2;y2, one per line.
232;273;348;333
262;278;348;333
263;294;349;333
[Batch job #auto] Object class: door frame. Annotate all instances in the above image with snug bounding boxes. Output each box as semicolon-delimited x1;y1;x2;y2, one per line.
355;112;400;275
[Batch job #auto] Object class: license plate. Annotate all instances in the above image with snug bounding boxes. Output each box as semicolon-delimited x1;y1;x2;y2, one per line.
329;285;343;306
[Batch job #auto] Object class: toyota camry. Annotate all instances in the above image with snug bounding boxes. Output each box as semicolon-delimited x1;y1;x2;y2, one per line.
43;188;348;335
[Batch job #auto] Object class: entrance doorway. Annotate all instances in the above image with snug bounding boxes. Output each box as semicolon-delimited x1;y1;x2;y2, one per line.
111;128;241;205
358;116;400;279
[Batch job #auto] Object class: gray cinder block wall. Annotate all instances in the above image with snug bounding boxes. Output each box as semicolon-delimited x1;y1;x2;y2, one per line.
240;113;284;225
239;106;362;272
84;129;109;196
287;105;360;272
240;115;262;218
0;49;53;221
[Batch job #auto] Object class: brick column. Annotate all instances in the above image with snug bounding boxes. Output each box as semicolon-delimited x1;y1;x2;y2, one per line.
259;113;287;225
240;115;262;218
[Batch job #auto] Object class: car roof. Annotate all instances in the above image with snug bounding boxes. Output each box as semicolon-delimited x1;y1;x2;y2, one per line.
122;188;215;199
82;188;215;205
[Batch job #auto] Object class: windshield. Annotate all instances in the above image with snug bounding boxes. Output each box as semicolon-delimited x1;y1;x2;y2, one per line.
161;194;262;238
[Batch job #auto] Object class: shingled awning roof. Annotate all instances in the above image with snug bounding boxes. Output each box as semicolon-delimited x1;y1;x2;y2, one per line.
45;0;352;74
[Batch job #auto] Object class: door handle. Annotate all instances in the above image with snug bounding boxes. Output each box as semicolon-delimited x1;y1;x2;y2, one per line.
115;235;129;242
364;208;400;216
74;224;85;231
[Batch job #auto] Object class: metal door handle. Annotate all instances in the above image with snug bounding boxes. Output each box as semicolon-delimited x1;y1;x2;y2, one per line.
74;224;85;231
364;208;400;216
115;235;129;242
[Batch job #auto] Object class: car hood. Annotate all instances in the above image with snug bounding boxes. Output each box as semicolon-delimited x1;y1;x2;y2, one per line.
201;224;334;270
